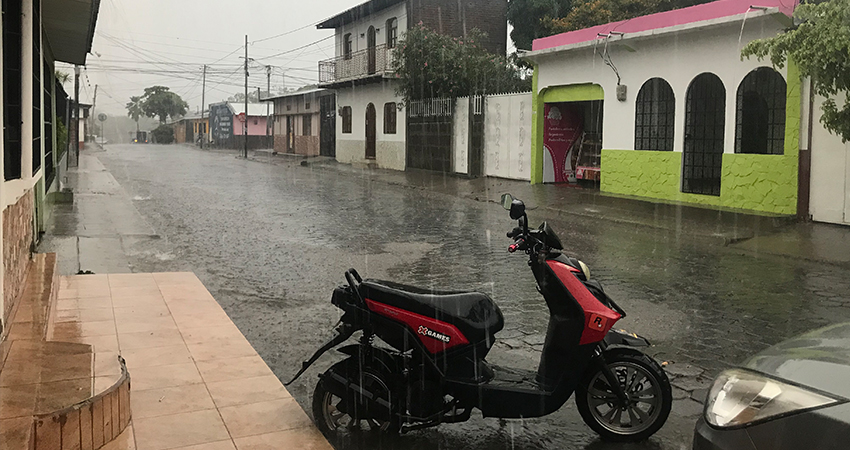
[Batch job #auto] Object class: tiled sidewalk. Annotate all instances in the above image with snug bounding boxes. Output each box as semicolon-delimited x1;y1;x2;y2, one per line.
56;272;332;450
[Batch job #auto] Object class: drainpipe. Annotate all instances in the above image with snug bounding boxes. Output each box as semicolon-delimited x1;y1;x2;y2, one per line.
797;77;814;220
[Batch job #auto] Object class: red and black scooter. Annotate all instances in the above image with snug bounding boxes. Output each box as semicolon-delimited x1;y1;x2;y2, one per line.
287;194;672;442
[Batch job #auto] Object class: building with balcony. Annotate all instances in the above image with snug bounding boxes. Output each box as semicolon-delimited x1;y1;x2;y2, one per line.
317;0;508;171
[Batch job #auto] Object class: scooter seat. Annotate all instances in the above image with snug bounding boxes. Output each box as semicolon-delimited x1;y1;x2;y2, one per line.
360;279;504;345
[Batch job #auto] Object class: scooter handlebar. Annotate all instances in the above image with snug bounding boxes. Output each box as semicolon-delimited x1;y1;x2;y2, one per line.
508;237;526;253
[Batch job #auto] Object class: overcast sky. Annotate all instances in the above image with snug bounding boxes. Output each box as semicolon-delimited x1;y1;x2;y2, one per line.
58;0;380;116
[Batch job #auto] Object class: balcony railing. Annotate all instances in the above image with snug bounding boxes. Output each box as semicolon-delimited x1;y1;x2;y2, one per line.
319;44;394;85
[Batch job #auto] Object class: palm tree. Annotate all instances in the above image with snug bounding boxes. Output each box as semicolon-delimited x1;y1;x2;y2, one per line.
126;96;143;132
55;71;71;84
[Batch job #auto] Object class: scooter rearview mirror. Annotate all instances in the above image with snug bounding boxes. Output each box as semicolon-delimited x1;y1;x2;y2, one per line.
500;193;513;210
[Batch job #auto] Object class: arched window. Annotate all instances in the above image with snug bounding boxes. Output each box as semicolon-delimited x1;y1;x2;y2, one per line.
683;73;725;196
343;33;353;60
634;78;675;151
386;18;398;48
735;67;786;155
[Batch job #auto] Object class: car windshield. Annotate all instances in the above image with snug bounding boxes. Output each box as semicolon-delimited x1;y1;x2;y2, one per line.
7;0;850;449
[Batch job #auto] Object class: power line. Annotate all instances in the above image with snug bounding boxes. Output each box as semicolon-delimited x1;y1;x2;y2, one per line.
251;35;334;62
251;20;324;44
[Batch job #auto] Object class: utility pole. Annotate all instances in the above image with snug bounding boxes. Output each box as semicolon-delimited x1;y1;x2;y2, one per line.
200;64;206;149
73;65;80;167
266;65;272;142
91;84;98;144
243;35;249;158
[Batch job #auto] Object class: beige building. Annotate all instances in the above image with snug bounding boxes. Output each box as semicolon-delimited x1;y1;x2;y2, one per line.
265;89;336;157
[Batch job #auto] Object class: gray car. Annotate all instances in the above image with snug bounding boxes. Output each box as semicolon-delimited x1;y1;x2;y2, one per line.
693;322;850;449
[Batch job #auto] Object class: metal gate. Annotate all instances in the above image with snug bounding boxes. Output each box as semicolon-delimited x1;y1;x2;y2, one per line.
319;95;336;157
468;96;485;177
407;98;453;172
683;73;725;196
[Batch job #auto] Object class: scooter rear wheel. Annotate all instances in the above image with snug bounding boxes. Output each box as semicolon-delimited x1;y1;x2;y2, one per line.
575;348;672;442
312;359;401;437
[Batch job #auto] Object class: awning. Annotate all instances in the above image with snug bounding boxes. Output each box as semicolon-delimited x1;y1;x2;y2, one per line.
43;0;101;65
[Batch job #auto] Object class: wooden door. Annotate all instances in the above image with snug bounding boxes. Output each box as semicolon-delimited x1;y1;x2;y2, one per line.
367;26;376;75
366;103;376;159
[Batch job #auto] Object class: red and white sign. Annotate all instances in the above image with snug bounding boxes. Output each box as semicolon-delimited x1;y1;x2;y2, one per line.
543;103;584;184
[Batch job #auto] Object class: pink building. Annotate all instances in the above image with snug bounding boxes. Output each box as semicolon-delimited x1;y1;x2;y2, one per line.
208;102;274;149
230;103;272;136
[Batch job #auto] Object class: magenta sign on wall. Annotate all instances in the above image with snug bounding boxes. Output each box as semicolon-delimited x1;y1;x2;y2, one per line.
543;103;584;183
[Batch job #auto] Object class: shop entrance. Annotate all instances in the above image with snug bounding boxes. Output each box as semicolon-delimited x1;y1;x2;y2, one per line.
543;100;603;186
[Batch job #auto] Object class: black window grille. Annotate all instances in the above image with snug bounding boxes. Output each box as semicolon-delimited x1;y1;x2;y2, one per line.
735;67;786;155
683;73;725;196
387;18;398;48
341;106;352;133
384;102;396;134
44;56;54;187
3;0;23;180
344;34;353;60
33;0;42;175
634;78;675;151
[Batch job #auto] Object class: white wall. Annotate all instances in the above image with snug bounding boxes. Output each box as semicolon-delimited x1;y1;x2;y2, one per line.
535;15;790;155
334;2;408;55
809;91;850;225
336;81;406;170
453;99;469;174
483;93;532;180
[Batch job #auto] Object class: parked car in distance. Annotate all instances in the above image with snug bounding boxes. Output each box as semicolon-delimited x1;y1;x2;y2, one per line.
131;131;148;144
693;322;850;449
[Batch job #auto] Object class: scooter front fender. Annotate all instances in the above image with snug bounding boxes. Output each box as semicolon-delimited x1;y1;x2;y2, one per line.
603;329;650;347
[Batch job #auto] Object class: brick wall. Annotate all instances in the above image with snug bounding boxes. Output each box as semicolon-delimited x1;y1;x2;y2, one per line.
3;189;34;325
274;135;289;154
408;0;508;56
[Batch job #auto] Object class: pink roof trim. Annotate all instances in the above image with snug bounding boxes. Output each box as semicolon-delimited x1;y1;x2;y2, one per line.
531;0;794;51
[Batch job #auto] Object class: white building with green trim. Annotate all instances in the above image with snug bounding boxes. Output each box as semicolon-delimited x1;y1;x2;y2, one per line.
523;0;825;217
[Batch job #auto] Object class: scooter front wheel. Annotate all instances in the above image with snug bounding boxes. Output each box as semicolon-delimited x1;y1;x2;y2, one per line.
575;348;672;442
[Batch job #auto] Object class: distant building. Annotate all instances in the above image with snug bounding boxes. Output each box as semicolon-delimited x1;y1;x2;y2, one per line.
317;0;508;171
263;89;336;157
77;103;91;145
171;113;210;145
208;102;273;150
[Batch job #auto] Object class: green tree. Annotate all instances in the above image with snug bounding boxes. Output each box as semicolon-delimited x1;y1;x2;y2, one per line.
549;0;665;31
742;0;850;142
151;124;175;144
391;25;531;104
126;96;144;132
507;0;573;51
138;86;188;124
539;0;712;37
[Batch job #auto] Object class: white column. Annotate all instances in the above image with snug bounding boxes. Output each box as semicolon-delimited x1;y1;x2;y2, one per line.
21;0;34;180
0;0;6;327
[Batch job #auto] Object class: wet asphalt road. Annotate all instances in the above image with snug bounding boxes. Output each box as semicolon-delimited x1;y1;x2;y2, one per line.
86;144;850;450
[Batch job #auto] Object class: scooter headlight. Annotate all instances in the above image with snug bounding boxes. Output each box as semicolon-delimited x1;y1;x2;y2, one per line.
705;369;841;428
578;260;591;280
